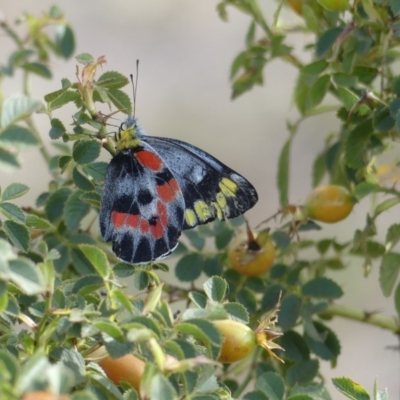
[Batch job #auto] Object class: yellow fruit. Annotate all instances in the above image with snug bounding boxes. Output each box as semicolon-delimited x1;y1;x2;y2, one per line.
228;232;275;276
97;353;145;392
214;320;256;363
305;185;354;223
317;0;348;12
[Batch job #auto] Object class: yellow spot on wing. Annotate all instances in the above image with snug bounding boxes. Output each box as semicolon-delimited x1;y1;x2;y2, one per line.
212;202;223;220
219;178;238;198
185;209;197;227
216;191;227;209
194;200;212;222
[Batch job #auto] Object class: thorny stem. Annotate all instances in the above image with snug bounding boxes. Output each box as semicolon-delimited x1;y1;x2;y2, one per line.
324;304;399;334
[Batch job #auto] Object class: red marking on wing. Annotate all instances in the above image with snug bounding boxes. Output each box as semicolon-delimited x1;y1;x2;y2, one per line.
150;221;164;239
112;211;126;228
112;211;140;229
157;201;168;226
136;150;163;171
126;214;140;228
156;178;180;202
140;219;149;233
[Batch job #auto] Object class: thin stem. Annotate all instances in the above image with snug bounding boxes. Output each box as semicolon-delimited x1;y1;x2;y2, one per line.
324;304;399;334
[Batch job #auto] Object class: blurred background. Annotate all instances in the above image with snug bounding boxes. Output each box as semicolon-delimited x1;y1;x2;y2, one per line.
1;1;398;397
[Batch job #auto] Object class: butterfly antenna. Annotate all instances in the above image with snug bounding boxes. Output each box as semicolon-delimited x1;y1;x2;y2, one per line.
130;59;140;118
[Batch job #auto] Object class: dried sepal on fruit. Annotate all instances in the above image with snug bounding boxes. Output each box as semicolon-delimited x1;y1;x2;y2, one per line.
228;221;275;276
214;295;284;364
255;294;284;363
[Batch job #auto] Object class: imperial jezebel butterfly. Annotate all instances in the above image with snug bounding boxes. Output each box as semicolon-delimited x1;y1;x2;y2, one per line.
100;116;258;264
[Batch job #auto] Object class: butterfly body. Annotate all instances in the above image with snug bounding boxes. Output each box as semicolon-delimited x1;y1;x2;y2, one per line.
100;116;258;264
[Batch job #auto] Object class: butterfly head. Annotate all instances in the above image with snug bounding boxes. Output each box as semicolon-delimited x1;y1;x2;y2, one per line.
114;115;145;152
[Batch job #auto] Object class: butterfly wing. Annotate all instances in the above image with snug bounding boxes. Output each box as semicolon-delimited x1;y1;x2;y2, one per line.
144;136;258;229
100;143;185;264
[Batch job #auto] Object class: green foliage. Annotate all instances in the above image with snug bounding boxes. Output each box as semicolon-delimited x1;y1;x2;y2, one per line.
0;2;399;400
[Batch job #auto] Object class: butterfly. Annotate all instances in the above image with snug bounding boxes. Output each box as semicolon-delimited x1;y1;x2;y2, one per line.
99;116;258;264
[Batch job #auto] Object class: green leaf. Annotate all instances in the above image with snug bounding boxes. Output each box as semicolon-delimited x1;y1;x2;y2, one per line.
277;137;291;207
337;87;358;111
73;140;101;165
312;151;326;187
332;377;370;400
175;319;222;346
243;392;269;400
184;230;205;250
3;220;30;252
150;373;178;400
9;258;45;294
133;270;150;290
353;182;380;200
237;287;257;314
215;225;234;250
93;319;124;341
113;262;136;278
59;155;72;173
45;187;73;222
97;71;129;89
46;89;80;111
49;118;66;139
82;161;108;181
22;62;52;78
189;291;207;309
76;53;94;64
175;253;203;282
373;107;395;132
58;348;85;385
316;27;343;58
278;330;310;362
1;183;29;201
279;294;301;331
0;148;20;171
255;372;285;400
344;119;373;169
80;191;101;208
0;125;39;150
72;275;104;295
63;190;91;231
305;321;341;360
55;24;75;58
108;89;132;114
287;359;319;386
392;0;400;16
301;61;329;76
73;167;95;191
223;302;249;323
374;197;400;217
203;276;227;302
379;252;400;297
0;203;25;223
25;215;52;229
353;66;378;85
0;95;42;129
310;74;330;107
78;244;109;278
332;72;357;88
302;277;343;299
386;224;400;249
